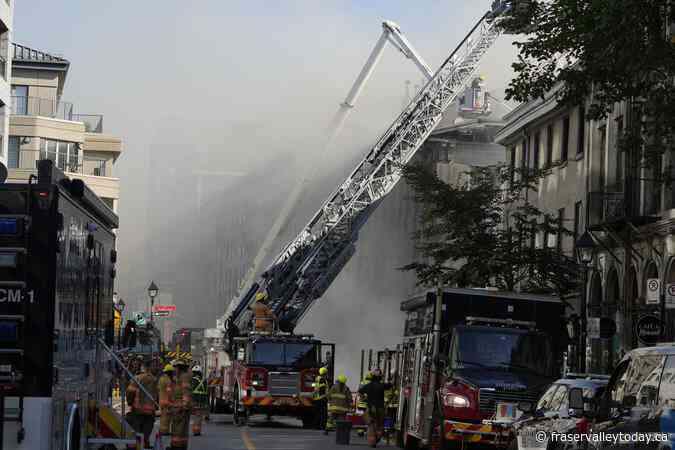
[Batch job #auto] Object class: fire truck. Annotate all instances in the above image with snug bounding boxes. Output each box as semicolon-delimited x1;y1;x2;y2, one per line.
0;160;135;449
220;328;334;427
397;288;567;449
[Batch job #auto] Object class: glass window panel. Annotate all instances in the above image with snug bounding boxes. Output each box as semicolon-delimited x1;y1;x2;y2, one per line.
7;136;19;169
57;142;67;170
68;144;79;172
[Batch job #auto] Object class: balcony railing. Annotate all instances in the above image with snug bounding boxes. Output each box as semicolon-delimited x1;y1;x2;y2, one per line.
72;114;103;133
587;190;627;228
8;149;109;178
11;96;74;121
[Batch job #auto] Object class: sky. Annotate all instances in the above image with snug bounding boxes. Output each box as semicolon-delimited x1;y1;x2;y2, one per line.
13;1;520;364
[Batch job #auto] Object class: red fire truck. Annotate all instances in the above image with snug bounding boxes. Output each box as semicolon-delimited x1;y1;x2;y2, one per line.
397;288;567;449
220;331;334;427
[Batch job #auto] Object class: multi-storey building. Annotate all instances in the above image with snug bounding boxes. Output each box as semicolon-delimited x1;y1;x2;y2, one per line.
0;0;13;168
496;87;675;374
8;43;122;212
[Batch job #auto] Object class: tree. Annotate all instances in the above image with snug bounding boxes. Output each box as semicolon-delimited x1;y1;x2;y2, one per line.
503;0;675;174
400;162;580;297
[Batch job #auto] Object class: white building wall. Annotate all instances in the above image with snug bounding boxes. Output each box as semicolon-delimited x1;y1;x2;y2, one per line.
0;0;13;168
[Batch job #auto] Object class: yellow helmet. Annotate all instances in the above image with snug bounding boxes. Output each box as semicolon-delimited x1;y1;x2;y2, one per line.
163;364;175;373
319;367;328;375
337;374;348;384
255;292;268;302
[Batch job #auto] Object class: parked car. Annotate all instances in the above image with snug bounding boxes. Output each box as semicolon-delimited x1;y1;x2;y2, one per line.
587;345;675;450
511;374;609;450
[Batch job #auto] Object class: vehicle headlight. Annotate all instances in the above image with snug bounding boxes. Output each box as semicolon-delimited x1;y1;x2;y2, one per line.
444;394;470;408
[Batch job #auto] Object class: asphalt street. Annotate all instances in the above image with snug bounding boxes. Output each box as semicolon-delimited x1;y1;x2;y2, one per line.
187;414;399;450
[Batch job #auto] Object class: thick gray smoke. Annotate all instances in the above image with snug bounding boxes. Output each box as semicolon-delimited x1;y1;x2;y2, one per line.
13;1;518;380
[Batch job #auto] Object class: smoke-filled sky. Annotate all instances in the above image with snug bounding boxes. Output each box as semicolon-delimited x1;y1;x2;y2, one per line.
14;1;518;378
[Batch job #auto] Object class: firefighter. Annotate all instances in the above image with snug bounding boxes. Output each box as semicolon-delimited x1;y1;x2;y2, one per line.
126;359;157;450
171;359;193;450
325;374;352;434
158;363;176;448
191;365;208;436
356;371;372;437
359;368;393;448
312;366;329;430
250;292;277;332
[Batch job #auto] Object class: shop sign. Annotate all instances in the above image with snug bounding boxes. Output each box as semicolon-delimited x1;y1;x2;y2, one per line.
635;315;664;346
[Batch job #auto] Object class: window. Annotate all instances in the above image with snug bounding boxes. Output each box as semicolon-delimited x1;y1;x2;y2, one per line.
546;125;554;167
41;139;80;172
573;201;582;245
659;356;675;407
549;384;569;411
11;85;28;115
557;208;565;253
536;384;561;412
616;116;624;184
577;107;586;155
608;356;664;414
0;31;8;80
533;132;540;170
561;116;570;161
509;147;515;186
7;136;19;169
599;125;607;190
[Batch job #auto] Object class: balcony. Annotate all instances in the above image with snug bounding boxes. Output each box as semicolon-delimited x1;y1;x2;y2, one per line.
11;96;73;121
8;148;109;178
11;97;104;134
587;191;627;229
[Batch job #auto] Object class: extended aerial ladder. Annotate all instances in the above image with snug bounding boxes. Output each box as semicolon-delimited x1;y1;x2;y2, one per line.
225;20;433;316
228;2;513;332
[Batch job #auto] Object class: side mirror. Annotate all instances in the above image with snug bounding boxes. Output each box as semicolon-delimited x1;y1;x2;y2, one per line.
569;387;584;410
518;401;533;413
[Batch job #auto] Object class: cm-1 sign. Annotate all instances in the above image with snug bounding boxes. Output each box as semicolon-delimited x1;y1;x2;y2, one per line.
0;288;35;304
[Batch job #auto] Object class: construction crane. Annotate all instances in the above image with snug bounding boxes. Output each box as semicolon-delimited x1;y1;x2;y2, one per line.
225;20;433;316
228;3;513;332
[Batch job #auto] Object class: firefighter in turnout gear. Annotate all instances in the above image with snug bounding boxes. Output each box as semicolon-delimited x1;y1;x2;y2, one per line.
359;369;393;448
250;292;277;332
191;365;208;436
356;371;372;437
313;366;329;430
158;363;176;448
171;359;193;449
325;374;352;434
127;359;157;449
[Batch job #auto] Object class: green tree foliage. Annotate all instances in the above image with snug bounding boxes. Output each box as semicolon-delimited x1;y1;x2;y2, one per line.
401;163;580;297
503;0;675;170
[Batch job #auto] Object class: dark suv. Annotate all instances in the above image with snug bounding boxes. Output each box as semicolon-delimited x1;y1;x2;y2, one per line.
588;345;675;449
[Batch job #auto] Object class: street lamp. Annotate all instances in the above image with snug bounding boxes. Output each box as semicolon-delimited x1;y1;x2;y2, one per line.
575;231;597;373
148;281;159;322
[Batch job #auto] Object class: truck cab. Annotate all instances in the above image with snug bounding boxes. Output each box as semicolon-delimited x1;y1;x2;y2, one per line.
222;332;334;427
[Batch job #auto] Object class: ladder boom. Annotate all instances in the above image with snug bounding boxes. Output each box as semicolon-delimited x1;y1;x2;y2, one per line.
231;6;510;331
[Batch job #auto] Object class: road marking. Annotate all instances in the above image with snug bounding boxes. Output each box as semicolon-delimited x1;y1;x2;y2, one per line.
242;428;256;450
